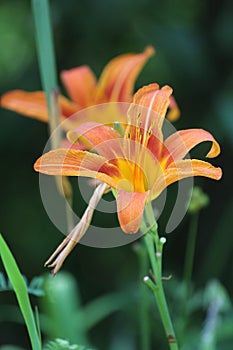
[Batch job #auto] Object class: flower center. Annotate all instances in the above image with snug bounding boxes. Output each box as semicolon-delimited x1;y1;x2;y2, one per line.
114;158;148;193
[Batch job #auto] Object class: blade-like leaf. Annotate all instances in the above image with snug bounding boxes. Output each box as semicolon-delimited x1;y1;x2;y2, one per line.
31;0;57;112
0;234;41;350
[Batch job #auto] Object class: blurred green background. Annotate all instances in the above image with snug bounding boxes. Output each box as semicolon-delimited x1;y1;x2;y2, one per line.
0;0;232;349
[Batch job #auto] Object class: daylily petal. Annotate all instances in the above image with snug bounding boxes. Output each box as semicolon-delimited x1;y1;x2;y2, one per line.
146;134;164;161
126;84;173;159
117;190;148;233
151;159;222;199
61;66;97;108
167;95;180;122
131;83;173;130
1;90;49;122
62;103;129;131
1;90;77;122
67;122;121;150
59;96;79;117
95;46;155;103
60;139;86;150
163;129;221;166
34;149;119;188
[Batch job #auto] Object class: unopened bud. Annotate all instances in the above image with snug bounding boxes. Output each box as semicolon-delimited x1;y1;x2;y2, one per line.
188;186;209;214
160;237;166;244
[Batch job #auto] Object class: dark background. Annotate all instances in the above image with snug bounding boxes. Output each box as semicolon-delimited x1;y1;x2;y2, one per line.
0;0;232;348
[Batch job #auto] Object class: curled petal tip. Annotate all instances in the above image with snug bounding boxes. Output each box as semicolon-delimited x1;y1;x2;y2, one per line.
161;85;173;96
215;167;223;180
33;159;40;172
167;107;180;122
167;95;180;121
206;140;221;158
144;45;155;57
34;157;44;173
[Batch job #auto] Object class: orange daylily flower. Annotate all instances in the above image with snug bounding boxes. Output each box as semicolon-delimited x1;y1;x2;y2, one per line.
1;46;180;124
34;83;222;234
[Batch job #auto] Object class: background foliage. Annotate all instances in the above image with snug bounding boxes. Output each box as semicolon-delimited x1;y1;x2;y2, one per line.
0;0;232;348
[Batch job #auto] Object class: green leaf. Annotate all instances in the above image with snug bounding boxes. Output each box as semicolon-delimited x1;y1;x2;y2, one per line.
200;280;232;350
0;271;7;290
0;234;41;350
31;0;58;112
80;290;134;331
0;273;44;296
43;339;94;350
203;279;231;312
28;276;45;297
42;272;88;344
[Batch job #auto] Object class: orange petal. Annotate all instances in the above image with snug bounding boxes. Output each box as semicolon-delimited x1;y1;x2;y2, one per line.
1;90;77;122
61;66;97;108
67;122;121;151
63;103;129;132
126;84;173;158
60;139;86;150
163;129;221;166
34;149;119;188
117;190;148;233
167;95;180;122
96;46;155;103
151;159;222;199
59;95;79;118
131;83;173;129
1;90;49;122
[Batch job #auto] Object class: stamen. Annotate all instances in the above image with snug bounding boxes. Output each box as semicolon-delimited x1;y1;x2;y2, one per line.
113;121;125;137
136;112;142;124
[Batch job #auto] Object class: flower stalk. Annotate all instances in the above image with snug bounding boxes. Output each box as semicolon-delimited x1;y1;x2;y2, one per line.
134;242;150;350
142;202;178;349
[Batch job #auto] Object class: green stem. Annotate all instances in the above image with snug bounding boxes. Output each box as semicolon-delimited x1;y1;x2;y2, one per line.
31;0;57;112
142;202;178;350
32;0;73;232
135;244;150;350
